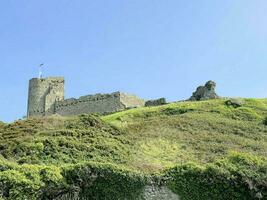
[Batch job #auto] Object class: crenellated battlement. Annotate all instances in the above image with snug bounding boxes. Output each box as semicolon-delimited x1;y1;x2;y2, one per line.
55;92;121;109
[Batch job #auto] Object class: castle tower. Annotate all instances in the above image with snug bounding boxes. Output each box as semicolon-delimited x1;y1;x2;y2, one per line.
27;77;65;117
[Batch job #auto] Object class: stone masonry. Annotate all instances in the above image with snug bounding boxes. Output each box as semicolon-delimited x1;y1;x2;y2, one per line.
54;92;144;116
27;77;145;117
145;98;167;107
27;77;65;117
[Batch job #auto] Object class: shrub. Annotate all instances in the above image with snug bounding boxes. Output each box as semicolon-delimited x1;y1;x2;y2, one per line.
0;169;40;200
61;163;147;200
0;160;147;200
0;121;5;128
162;107;194;116
166;153;267;200
263;117;267;126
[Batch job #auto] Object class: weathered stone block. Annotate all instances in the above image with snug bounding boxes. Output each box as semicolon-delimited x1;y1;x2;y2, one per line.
145;98;167;107
140;185;179;200
225;98;244;108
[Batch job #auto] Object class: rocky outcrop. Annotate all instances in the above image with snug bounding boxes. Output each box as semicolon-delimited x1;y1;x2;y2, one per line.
189;80;219;101
140;185;180;200
145;98;167;107
225;98;244;108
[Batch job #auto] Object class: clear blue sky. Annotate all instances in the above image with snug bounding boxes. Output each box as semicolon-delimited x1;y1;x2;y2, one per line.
0;0;267;122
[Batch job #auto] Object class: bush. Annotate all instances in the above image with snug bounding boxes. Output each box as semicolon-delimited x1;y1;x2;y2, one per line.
0;121;5;128
61;163;147;200
0;159;147;200
263;117;267;126
166;153;267;200
162;107;194;116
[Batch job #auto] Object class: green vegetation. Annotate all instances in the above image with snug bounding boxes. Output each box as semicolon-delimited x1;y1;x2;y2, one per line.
167;152;267;200
0;114;134;165
0;159;146;200
263;116;267;126
0;99;266;199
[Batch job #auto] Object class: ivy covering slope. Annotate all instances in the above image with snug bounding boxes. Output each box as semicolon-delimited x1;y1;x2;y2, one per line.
0;98;266;199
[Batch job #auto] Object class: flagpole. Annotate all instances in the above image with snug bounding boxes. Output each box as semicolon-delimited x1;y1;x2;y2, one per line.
39;64;44;79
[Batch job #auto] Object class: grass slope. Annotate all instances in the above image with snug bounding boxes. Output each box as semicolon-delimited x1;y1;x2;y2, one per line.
104;98;267;172
0;98;266;199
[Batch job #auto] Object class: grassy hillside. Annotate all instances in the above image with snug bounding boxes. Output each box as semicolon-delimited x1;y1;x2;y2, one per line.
104;98;267;172
0;98;266;199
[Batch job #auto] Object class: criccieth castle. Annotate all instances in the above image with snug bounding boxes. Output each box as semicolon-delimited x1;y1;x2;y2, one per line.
27;77;145;117
27;75;219;118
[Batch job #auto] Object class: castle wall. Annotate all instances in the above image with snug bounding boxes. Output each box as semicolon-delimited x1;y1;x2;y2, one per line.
120;92;145;108
27;77;64;117
54;92;145;116
54;92;124;116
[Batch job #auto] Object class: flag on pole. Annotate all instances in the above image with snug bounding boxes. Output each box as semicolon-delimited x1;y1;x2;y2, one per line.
39;63;44;78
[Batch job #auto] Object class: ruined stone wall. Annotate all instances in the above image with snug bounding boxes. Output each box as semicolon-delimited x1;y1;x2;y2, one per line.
145;98;167;107
27;77;64;117
54;92;123;116
54;92;145;116
120;92;145;108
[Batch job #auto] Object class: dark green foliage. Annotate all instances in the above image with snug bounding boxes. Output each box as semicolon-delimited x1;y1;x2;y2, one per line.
167;153;267;200
162;107;194;115
145;98;167;107
67;114;104;128
61;163;146;200
0;160;146;200
0;114;129;165
263;117;267;126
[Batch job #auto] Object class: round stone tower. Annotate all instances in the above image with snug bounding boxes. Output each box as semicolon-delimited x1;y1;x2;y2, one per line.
27;77;65;117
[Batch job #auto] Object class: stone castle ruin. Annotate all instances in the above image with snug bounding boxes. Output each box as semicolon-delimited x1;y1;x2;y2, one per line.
27;77;220;118
27;77;145;117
